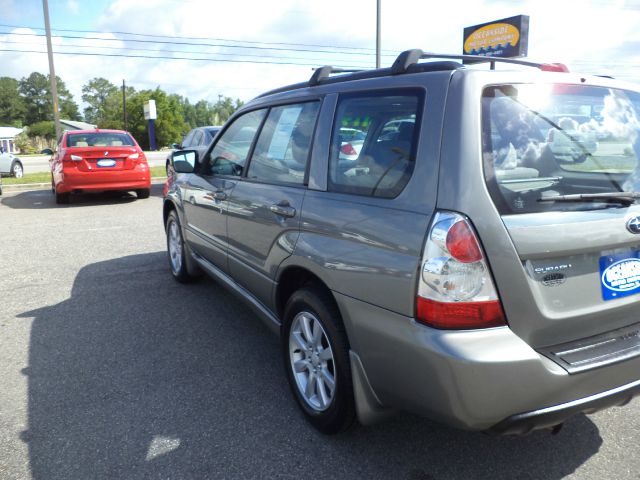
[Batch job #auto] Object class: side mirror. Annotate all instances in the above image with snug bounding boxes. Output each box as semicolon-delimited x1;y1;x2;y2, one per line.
171;143;180;150
41;148;54;155
172;150;197;173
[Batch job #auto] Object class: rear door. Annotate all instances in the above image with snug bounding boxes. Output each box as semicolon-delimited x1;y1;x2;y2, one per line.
478;82;640;368
226;101;320;307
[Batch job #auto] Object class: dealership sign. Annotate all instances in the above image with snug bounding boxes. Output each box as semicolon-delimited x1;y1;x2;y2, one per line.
463;15;529;58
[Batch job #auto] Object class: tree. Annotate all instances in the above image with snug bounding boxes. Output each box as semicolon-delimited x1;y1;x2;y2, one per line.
82;78;119;125
19;72;80;124
19;72;49;125
0;77;26;126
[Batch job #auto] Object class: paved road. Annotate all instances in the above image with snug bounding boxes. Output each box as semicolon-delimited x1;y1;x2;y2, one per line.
1;187;640;479
18;151;168;175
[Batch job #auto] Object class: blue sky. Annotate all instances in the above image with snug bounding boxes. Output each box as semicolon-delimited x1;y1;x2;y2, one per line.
1;0;640;113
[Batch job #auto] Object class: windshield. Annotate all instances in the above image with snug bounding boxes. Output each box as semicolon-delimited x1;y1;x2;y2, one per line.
482;84;640;214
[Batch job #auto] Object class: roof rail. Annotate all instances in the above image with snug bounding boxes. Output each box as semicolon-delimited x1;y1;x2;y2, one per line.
391;49;569;74
309;66;364;86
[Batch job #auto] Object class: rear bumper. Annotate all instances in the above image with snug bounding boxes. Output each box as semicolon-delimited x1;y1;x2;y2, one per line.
489;377;640;435
334;291;640;432
56;167;151;193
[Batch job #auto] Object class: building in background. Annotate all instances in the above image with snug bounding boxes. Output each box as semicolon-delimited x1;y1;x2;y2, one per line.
0;126;24;153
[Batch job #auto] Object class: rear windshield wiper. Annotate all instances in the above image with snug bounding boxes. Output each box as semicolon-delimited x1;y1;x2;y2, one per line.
538;192;640;206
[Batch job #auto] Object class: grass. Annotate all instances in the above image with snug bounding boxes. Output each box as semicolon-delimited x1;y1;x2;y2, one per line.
1;166;167;185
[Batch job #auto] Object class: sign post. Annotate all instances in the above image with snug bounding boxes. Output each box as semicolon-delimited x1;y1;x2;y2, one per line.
463;15;529;61
143;100;157;151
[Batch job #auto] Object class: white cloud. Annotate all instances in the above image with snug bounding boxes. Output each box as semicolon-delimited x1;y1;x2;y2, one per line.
0;0;639;118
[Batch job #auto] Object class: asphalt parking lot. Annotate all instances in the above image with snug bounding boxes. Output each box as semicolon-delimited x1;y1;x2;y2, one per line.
1;186;640;480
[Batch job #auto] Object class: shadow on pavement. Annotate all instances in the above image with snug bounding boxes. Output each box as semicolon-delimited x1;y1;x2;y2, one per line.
21;252;603;480
1;183;165;210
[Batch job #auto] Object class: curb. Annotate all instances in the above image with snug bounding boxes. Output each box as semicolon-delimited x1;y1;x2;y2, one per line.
1;177;167;193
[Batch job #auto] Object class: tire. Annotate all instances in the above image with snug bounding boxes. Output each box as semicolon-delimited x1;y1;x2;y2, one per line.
282;287;356;434
11;161;23;178
166;210;197;282
136;188;150;199
55;191;70;204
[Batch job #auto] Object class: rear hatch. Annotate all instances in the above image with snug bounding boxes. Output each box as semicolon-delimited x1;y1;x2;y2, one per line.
482;82;640;372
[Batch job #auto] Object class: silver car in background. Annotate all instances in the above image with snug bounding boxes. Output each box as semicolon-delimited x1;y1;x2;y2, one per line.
0;151;24;178
163;50;640;435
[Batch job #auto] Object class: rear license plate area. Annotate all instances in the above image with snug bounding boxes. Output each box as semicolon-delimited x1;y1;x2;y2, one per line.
97;159;117;167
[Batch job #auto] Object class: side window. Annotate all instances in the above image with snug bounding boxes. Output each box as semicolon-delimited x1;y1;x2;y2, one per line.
181;130;195;148
192;130;204;146
247;102;319;185
328;90;423;198
206;110;266;176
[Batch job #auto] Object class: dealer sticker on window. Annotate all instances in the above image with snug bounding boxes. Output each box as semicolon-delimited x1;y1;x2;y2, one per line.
600;252;640;300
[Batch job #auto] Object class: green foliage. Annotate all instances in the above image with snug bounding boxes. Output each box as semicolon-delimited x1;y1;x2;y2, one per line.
0;77;26;125
1;71;245;152
18;72;80;124
82;77;119;124
27;121;56;139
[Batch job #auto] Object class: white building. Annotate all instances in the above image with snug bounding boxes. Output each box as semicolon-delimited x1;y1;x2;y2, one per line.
0;126;24;154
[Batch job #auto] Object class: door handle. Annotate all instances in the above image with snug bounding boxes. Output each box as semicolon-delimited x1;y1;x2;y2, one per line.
203;190;227;201
270;204;296;218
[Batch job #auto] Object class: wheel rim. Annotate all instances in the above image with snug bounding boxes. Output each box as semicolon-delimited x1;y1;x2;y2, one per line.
13;164;23;178
289;311;336;412
167;219;183;274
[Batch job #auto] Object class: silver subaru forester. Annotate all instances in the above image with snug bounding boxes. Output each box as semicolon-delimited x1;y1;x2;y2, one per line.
163;49;640;435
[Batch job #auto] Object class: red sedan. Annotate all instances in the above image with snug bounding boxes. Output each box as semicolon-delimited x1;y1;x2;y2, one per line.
50;129;151;204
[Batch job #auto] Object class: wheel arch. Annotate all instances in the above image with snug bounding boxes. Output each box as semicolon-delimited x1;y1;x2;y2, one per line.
275;266;343;334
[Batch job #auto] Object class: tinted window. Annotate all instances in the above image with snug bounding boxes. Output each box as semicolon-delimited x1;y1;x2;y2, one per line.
192;130;204;146
482;84;640;214
328;91;422;198
67;132;135;147
181;130;196;148
205;110;266;176
247;102;319;185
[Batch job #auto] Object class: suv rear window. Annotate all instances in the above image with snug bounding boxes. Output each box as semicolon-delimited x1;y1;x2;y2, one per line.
482;84;640;214
67;132;135;147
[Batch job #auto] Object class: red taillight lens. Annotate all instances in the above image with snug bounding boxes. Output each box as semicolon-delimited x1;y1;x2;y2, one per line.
445;221;482;263
340;143;357;155
416;297;505;329
540;63;569;72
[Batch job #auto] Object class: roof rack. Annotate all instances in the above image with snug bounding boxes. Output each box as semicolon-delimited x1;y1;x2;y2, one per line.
257;49;568;99
390;49;569;74
309;67;364;86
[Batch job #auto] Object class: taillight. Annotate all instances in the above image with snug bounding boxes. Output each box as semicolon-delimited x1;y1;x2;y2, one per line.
70;155;82;161
540;63;569;72
340;143;357;156
416;211;506;329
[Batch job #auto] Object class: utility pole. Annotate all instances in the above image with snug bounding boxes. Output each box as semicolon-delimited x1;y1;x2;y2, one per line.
42;0;61;140
376;0;381;68
122;79;127;131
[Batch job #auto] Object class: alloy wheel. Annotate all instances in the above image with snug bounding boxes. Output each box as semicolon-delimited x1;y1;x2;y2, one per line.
289;311;336;412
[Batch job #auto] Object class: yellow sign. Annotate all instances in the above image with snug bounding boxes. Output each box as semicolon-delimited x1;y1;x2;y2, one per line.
464;23;520;54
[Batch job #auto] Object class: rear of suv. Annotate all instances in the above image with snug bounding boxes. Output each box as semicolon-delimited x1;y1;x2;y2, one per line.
163;50;640;435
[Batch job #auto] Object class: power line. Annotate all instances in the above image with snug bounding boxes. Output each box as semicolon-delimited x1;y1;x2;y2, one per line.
0;23;391;53
0;48;368;69
0;39;377;67
0;27;397;58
